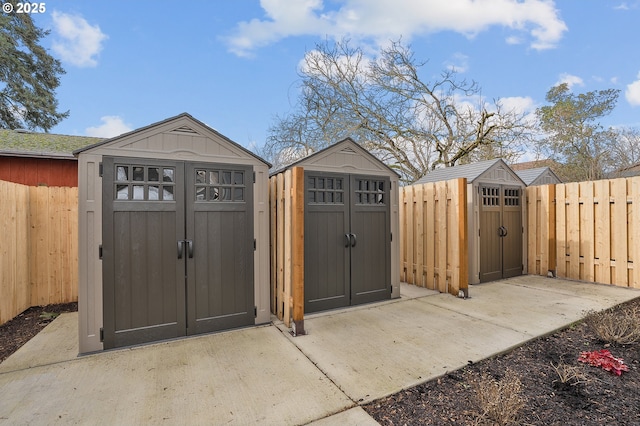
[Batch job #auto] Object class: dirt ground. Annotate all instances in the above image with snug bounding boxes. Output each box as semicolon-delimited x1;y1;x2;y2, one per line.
364;297;640;425
0;302;77;363
1;300;638;425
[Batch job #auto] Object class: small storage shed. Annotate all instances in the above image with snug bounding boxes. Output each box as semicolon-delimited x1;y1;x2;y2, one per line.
271;138;401;318
515;167;562;186
415;158;526;284
75;113;271;353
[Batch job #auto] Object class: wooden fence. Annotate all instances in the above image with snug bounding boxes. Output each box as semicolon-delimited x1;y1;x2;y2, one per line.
399;178;468;296
527;176;640;288
269;167;304;329
0;180;78;325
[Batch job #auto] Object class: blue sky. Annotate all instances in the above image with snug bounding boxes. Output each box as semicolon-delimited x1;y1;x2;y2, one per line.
30;0;640;155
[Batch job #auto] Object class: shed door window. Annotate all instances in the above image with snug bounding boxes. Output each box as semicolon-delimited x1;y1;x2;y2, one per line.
194;169;245;202
308;176;344;204
355;179;385;205
114;165;175;201
481;186;500;206
504;188;520;206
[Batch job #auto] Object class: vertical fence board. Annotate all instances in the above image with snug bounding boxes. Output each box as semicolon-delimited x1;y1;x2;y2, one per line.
399;179;467;296
594;179;611;284
1;181;78;326
527;176;639;289
581;182;595;282
632;178;640;288
611;179;629;286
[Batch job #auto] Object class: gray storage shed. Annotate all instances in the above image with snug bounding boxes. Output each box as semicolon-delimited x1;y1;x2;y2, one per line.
415;158;527;284
515;167;562;186
75;113;271;353
274;138;401;314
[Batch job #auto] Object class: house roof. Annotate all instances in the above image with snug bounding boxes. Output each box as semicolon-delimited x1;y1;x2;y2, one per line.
271;137;400;178
0;129;104;159
415;158;523;184
515;167;562;185
73;112;271;167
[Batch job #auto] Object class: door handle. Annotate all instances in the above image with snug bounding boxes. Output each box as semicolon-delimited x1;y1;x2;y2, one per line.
186;240;194;258
350;233;357;247
345;233;351;248
177;240;184;259
502;226;508;237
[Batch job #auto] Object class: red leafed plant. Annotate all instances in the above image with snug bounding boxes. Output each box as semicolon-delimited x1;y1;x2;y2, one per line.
578;349;629;376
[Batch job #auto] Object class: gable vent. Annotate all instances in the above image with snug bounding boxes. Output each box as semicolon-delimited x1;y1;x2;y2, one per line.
340;147;357;154
171;125;198;134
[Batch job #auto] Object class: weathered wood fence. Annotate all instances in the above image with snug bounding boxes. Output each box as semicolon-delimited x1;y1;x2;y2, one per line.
527;177;640;288
269;167;304;328
399;178;468;296
0;180;78;325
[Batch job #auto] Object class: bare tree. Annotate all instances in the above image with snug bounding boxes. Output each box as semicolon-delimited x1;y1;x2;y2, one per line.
261;39;534;183
611;127;640;174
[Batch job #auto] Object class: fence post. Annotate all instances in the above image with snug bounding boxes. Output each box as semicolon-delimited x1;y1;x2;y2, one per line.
291;167;305;335
457;178;469;297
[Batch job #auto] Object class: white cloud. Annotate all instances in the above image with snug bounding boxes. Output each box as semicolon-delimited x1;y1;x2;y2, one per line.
555;73;584;89
52;11;108;67
445;53;469;73
626;72;640;106
86;116;132;138
225;0;567;57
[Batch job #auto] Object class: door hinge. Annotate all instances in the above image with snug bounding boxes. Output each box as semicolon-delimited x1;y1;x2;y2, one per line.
99;162;103;177
390;233;392;242
253;171;256;183
99;327;104;342
98;245;103;259
254;306;257;318
254;239;256;251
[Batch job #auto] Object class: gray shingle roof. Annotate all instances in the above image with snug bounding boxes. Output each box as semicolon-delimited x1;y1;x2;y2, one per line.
514;167;557;185
0;129;104;159
414;158;504;184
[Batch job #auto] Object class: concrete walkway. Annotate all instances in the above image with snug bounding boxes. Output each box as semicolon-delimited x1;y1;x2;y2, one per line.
1;276;638;425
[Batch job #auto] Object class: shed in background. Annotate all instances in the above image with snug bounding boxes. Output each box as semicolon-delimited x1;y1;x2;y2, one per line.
270;138;400;329
75;113;271;354
0;129;102;186
515;167;562;186
415;158;526;284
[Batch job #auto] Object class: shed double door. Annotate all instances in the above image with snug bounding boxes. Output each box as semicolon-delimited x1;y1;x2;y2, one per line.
479;185;523;283
102;157;254;349
304;172;391;313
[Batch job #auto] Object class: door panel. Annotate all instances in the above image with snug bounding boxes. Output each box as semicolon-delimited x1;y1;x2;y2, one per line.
304;172;391;313
350;176;391;305
304;173;349;313
103;158;254;349
186;163;254;334
103;158;185;349
479;185;522;283
502;187;523;278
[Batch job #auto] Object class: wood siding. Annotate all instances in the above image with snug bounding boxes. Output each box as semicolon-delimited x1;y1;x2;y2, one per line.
0;157;78;187
0;180;78;325
399;178;468;296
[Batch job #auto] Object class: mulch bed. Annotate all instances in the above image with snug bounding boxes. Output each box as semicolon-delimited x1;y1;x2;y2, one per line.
364;297;640;425
0;302;77;363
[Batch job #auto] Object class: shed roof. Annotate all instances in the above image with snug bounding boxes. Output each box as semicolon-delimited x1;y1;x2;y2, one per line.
272;138;400;178
415;158;524;186
515;167;562;186
74;113;271;167
0;129;103;159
